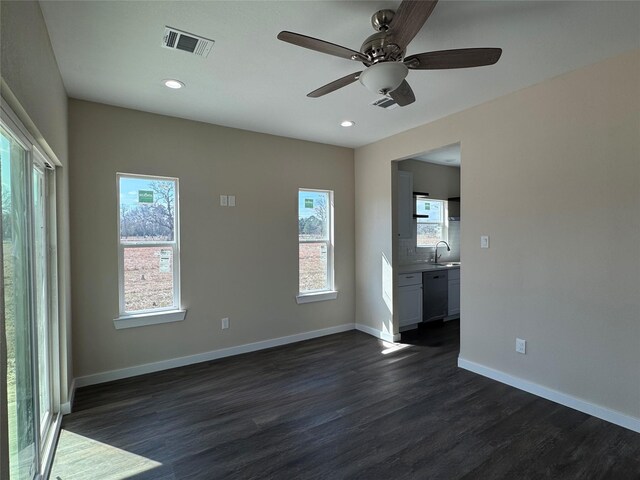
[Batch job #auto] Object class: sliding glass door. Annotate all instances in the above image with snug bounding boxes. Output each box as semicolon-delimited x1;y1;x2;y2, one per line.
2;117;57;479
2;126;37;480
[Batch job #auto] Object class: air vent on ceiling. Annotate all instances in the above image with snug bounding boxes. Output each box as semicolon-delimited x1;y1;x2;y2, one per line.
371;96;399;110
162;26;214;58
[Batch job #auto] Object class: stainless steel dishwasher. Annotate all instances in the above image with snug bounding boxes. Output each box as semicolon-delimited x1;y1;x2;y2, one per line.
423;270;448;322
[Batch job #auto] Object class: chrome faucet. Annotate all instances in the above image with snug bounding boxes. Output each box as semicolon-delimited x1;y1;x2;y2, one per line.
434;240;451;264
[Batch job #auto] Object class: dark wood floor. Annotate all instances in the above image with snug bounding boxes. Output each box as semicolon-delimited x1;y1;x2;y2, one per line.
51;320;640;480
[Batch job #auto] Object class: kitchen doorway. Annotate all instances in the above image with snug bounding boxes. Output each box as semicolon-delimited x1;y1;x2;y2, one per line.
393;143;461;346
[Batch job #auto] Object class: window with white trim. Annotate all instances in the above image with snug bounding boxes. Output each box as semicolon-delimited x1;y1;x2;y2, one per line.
298;189;335;300
416;198;448;247
117;173;181;316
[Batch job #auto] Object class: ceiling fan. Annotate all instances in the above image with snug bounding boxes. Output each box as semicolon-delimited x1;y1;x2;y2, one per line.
277;0;502;107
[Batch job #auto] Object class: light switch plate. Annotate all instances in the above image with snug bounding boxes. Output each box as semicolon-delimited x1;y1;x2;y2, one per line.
480;235;490;249
228;195;236;207
220;195;228;206
221;317;229;329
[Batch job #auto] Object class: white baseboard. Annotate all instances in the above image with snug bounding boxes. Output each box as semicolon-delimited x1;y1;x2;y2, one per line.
458;357;640;433
60;378;76;415
75;323;355;388
355;323;400;343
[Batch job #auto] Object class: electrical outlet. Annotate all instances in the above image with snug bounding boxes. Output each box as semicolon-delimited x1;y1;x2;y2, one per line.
221;317;229;330
516;338;526;354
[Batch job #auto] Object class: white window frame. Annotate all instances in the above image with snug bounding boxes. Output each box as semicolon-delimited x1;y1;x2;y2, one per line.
114;173;185;329
416;198;449;248
296;188;337;304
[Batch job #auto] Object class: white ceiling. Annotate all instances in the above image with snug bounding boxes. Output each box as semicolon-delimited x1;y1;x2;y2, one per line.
413;143;460;167
40;1;640;148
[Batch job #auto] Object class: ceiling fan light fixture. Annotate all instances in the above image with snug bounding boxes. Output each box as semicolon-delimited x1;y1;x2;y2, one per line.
359;62;408;95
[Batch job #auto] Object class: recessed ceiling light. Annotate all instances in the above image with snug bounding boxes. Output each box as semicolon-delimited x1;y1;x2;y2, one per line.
340;120;355;127
163;79;184;89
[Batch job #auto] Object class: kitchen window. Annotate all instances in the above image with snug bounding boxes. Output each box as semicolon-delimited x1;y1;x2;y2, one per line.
115;173;185;328
416;198;448;247
297;189;337;304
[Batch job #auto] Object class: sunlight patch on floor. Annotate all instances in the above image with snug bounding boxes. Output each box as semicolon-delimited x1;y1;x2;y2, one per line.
381;342;411;355
51;429;163;480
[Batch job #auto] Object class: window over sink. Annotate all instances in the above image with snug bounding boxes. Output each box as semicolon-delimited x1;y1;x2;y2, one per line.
416;198;448;247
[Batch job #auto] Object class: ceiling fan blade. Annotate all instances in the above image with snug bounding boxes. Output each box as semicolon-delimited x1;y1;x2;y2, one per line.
278;31;366;62
387;1;438;50
405;48;503;69
389;80;415;107
307;71;362;98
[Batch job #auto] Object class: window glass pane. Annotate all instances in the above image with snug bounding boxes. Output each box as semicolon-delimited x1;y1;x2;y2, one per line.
119;176;175;242
416;199;443;223
298;191;329;241
123;246;174;312
2;127;37;480
416;199;447;247
299;242;328;292
417;222;444;247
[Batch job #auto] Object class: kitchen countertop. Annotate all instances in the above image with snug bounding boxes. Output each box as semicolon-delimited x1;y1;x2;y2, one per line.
398;262;461;274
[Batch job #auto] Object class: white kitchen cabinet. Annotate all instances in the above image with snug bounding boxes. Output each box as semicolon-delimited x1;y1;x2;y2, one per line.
446;268;460;319
397;171;413;239
398;273;422;330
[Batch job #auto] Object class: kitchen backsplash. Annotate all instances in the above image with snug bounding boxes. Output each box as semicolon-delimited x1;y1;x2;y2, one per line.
399;221;461;265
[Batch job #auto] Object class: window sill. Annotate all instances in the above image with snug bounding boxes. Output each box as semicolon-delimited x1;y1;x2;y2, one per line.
113;309;187;330
296;291;338;304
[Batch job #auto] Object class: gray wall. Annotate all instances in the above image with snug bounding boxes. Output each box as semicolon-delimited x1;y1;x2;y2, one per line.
355;49;640;420
399;160;460;200
69;100;355;378
0;1;72;405
1;1;68;162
